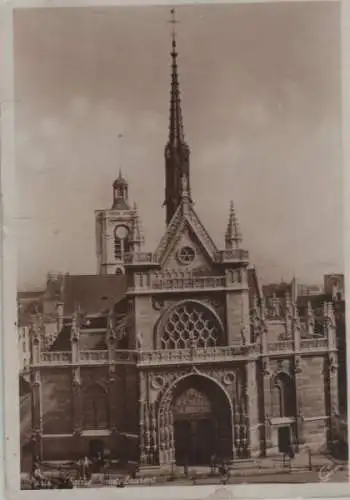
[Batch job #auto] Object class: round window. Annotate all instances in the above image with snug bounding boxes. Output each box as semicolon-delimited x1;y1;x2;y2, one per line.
177;246;195;265
115;225;129;239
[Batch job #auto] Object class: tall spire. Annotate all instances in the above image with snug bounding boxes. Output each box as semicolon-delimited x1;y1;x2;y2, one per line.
164;8;191;225
168;8;185;147
225;200;242;249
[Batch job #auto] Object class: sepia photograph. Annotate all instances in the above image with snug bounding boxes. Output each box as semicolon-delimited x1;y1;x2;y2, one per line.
12;0;348;491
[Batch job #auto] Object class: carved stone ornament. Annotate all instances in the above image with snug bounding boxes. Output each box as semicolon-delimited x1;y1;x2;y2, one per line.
151;375;165;390
262;359;271;376
294;356;302;374
205;298;222;310
152;297;165;311
72;376;81;388
329;354;339;373
222;372;235;385
190;365;201;376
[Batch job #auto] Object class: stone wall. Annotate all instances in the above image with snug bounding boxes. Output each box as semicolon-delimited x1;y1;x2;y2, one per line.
41;369;73;435
124;366;139;434
298;356;328;449
133;295;159;350
225;289;250;344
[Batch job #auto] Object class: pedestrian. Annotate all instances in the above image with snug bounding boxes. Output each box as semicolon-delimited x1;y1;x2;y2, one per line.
184;457;189;478
219;462;229;485
210;452;217;475
83;455;91;480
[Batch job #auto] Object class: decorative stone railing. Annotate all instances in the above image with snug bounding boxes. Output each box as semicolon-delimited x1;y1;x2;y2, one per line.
124;252;159;265
152;275;226;290
267;340;294;352
137;345;257;366
39;351;72;364
266;337;328;354
79;350;109;362
115;350;138;363
214;249;249;263
300;337;328;350
31;336;331;367
128;272;247;293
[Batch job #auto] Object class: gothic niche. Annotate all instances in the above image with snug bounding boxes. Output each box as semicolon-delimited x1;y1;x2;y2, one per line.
82;383;109;430
270;372;296;419
114;225;131;260
159;301;223;349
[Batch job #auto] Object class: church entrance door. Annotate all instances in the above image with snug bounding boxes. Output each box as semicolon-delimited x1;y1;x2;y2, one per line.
174;417;215;465
170;375;233;466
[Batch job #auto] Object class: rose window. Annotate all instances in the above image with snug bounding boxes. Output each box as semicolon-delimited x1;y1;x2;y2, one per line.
177;246;195;265
160;302;222;349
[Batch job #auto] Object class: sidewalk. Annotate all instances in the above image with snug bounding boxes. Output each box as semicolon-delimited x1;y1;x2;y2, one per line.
20;454;348;488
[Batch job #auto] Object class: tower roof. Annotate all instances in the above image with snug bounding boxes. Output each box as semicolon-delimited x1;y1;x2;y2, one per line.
112;169;130;210
113;169;128;189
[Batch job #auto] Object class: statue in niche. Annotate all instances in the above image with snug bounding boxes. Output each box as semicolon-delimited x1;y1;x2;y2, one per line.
136;331;143;350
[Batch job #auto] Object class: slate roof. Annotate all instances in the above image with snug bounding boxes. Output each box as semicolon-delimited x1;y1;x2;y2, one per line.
50;274;127;351
61;274;127;316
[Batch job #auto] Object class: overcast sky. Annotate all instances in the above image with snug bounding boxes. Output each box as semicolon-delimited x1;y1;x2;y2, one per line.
14;1;342;291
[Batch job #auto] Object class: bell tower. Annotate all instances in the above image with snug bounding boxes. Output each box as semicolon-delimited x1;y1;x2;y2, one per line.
95;171;143;275
164;8;191;226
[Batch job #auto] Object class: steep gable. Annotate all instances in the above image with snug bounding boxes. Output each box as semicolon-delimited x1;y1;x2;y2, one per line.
161;220;213;272
154;199;218;269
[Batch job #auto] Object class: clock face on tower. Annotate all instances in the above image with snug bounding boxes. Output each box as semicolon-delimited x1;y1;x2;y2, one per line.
115;225;129;239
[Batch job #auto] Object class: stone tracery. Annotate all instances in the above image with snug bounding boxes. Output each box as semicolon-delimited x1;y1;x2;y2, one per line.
159;301;223;349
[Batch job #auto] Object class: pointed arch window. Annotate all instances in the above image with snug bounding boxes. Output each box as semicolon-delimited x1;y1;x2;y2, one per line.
271;372;296;418
114;225;130;260
82;383;109;430
159;301;223;349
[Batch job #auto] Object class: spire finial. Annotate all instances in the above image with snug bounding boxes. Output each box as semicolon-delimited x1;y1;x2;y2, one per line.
225;200;242;249
117;133;124;177
169;8;178;44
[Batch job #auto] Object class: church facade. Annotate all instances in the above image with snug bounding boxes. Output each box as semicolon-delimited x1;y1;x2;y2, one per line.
23;24;341;471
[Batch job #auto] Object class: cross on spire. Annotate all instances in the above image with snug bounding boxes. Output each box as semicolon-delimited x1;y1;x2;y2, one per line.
168;8;179;41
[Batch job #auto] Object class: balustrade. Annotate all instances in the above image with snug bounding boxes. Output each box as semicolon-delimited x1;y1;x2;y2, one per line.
131;272;229;292
267;337;328;354
152;275;226;290
138;345;253;366
267;340;294;352
124;252;159;264
29;336;331;368
215;249;249;263
300;337;328;350
39;351;72;364
79;350;109;362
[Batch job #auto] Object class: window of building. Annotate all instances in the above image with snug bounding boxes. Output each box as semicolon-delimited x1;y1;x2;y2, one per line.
114;225;130;260
160;302;223;349
271;372;296;418
177;246;195;265
82;384;109;430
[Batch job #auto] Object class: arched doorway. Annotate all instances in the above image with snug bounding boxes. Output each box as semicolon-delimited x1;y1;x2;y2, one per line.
159;374;233;466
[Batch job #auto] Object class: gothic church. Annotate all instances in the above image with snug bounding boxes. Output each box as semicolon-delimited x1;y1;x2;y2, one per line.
23;18;340;471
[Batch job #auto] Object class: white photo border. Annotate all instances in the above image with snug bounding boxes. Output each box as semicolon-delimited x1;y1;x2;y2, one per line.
1;0;349;499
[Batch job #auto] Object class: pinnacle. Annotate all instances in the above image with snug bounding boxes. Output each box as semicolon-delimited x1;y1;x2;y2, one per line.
225;200;242;249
